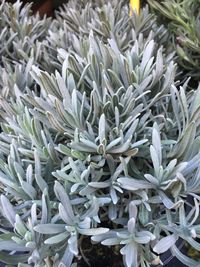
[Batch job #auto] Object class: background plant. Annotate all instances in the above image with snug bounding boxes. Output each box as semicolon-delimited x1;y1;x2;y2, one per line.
148;0;200;84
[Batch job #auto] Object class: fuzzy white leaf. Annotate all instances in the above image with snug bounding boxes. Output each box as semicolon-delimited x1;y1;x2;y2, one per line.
153;234;178;254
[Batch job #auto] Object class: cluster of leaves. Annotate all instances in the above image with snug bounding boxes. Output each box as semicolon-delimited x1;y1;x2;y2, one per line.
0;0;51;97
45;0;169;69
148;0;200;82
0;1;200;267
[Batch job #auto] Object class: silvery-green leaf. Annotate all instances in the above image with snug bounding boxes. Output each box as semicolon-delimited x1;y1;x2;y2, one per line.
182;153;200;177
44;232;69;245
41;191;48;224
71;183;82;193
31;203;37;226
159;190;183;209
150;145;160;178
78;227;109;236
131;139;148;148
125;119;139;140
9;236;24;245
0;251;29;265
14;215;27;236
0;174;16;189
60;246;74;267
56;144;72;156
163;159;177;179
55;70;71;105
120;242;138;267
34;149;41;176
152;126;162;164
26;241;36;249
110;187;118;205
128;218;136;233
54;181;75;224
0;241;30;252
107;138;131;154
134;236;151;244
14;162;25;179
78;217;91;229
129;202;137;219
1;195;15;226
169;122;196;159
124;148;138;157
68;235;78;255
153;234;178;254
35;174;48;192
72;139;97;152
141;40;154;72
59;204;75;225
106;137;122;151
26;165;33;184
108;203;117;220
117;177;154;191
21;181;36;199
77;63;91;88
144;174;159;185
101;238;120;246
46;112;66;132
34;224;66;234
137;231;155;241
91;231;117;243
154;47;163;83
88;181;110;188
28;248;40;264
98;113;106;144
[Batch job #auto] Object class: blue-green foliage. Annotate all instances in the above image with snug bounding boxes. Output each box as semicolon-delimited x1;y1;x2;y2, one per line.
0;1;200;267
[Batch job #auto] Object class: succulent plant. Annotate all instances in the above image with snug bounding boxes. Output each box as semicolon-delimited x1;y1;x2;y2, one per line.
0;1;200;267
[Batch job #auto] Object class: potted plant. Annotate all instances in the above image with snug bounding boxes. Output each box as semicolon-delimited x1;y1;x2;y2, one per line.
0;1;200;267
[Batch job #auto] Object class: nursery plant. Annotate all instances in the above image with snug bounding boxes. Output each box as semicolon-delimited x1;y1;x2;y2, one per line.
148;0;200;82
1;1;200;267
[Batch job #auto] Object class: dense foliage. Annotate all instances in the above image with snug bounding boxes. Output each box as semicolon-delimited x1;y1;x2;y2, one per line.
0;1;200;267
0;0;51;97
148;0;200;82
